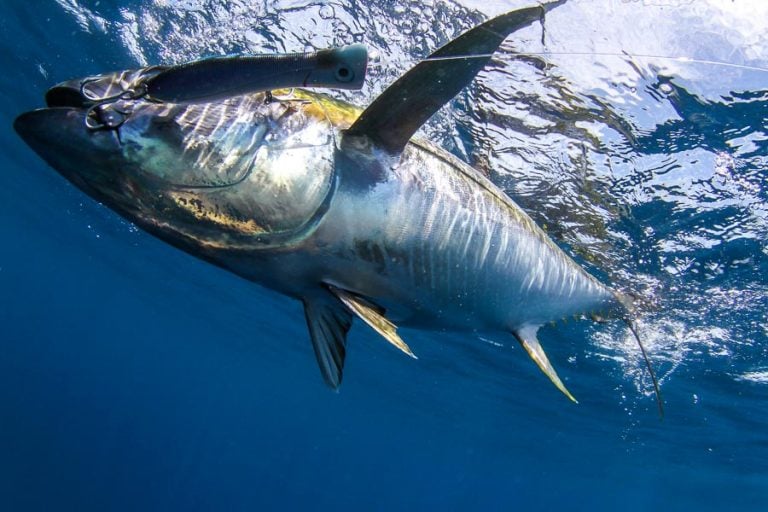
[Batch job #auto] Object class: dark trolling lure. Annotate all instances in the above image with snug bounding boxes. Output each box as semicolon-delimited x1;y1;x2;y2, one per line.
142;44;368;104
44;44;368;131
15;2;663;415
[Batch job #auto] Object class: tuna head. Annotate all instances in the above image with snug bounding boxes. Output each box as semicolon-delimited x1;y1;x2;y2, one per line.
14;70;337;253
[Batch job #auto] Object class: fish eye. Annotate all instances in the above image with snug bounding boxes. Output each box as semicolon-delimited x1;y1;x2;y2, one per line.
335;65;353;83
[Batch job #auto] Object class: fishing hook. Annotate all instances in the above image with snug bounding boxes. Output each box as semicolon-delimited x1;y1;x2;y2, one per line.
80;77;147;131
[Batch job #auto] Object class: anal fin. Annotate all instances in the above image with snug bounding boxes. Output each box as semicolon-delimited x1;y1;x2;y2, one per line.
303;291;353;390
513;326;577;403
328;285;417;359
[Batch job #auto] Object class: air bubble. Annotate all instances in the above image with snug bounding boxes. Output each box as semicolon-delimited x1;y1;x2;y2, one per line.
319;4;335;19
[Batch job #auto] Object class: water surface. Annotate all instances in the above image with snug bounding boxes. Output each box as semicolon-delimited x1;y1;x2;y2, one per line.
1;1;766;510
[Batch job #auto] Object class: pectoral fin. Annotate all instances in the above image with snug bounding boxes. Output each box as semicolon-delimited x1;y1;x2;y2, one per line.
345;3;563;154
513;326;577;403
303;292;353;389
328;285;417;359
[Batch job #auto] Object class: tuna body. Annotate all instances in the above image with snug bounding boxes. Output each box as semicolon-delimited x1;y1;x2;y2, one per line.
199;91;621;334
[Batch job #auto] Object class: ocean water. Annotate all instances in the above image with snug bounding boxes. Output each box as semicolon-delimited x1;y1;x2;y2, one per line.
1;0;766;510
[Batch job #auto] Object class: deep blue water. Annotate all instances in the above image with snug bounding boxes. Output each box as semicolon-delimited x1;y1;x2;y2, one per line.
2;1;767;510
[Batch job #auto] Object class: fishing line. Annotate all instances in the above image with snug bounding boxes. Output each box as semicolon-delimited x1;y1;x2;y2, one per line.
408;51;768;75
626;318;665;419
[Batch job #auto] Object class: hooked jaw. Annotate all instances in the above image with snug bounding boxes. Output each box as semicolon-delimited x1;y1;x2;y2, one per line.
15;70;128;165
14;106;123;194
14;75;157;222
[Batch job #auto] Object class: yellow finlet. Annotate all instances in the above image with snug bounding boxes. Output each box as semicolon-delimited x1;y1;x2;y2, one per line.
329;286;417;359
513;326;578;403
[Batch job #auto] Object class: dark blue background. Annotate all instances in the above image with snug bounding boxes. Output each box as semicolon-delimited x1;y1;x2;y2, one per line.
2;1;766;510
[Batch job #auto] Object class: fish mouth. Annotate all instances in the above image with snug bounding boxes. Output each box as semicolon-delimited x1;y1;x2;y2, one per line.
14;107;123;192
14;107;87;156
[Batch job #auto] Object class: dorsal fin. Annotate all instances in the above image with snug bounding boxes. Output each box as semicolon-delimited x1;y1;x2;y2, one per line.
345;3;562;154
